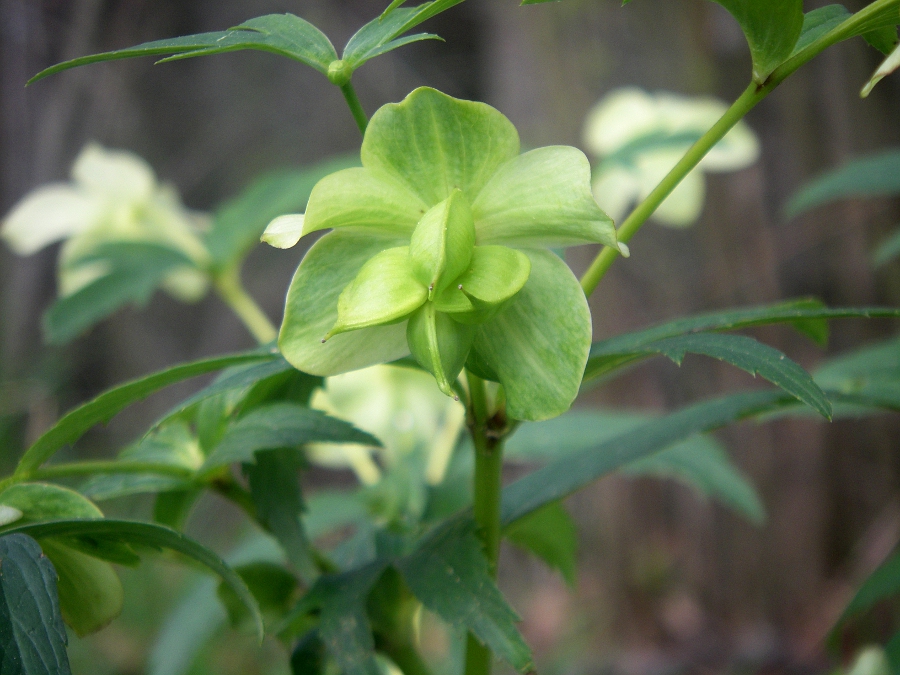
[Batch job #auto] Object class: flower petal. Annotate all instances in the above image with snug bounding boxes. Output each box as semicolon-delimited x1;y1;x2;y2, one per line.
1;185;100;255
262;214;306;249
472;146;620;249
303;167;427;237
279;231;412;376
470;249;591;421
409;189;475;298
72;143;156;202
329;246;427;337
362;87;520;206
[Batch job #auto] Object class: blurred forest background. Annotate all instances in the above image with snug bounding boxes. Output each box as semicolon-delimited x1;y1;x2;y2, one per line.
2;0;900;674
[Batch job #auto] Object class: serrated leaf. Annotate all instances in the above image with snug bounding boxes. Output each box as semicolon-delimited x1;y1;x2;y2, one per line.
585;300;900;381
44;242;197;345
506;410;765;524
29;14;338;84
397;518;534;673
300;563;388;675
0;534;72;675
504;502;578;586
38;540;123;636
1;519;263;640
244;449;317;583
209;155;359;268
787;149;900;216
472;249;591;421
646;333;831;419
710;0;804;82
500;390;792;526
14;349;277;475
202;402;381;471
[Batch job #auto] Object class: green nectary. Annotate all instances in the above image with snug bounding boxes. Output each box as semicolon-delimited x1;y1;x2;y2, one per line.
269;86;626;421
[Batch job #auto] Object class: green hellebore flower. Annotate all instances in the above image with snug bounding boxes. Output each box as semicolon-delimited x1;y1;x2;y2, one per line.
267;87;626;421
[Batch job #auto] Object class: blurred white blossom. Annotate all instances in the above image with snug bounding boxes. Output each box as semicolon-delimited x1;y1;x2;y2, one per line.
308;365;465;486
1;143;211;301
583;88;760;228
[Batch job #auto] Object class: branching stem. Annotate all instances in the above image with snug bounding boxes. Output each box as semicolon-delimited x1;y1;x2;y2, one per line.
341;81;369;135
213;268;277;345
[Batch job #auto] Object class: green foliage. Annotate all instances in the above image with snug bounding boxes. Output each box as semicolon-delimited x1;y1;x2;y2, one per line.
504;502;578;585
0;534;72;675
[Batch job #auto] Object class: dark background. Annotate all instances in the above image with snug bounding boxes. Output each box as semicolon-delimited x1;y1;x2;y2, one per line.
2;1;900;673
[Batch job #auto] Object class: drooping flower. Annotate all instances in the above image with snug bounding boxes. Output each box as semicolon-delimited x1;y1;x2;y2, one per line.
1;143;210;301
266;87;626;421
583;88;760;228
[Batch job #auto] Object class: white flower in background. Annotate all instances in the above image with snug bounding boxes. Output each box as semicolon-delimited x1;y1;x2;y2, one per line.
1;143;210;301
308;365;465;487
584;88;760;228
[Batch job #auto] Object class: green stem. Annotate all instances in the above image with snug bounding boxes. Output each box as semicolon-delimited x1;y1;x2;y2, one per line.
341;81;369;135
382;642;433;675
579;2;889;297
464;370;504;675
213;268;277;345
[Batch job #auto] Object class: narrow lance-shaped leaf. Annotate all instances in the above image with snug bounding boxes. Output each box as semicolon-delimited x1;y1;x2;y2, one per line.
29;14;338;84
15;349;279;476
1;519;264;640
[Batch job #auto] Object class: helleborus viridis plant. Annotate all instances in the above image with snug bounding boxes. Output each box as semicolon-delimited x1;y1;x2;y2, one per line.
1;144;211;301
265;87;627;421
584;88;760;228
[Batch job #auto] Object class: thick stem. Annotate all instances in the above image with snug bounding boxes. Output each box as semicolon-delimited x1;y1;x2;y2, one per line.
579;1;888;297
340;81;369;136
213;268;277;345
464;370;504;675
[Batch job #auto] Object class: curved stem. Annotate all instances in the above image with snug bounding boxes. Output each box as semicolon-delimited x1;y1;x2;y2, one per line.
213;268;277;345
341;81;369;136
464;370;504;675
579;1;890;297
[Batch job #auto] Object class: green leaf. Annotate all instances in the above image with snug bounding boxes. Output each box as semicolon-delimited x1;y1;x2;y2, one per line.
44;242;197;345
343;1;465;68
472;249;591;421
38;540;123;636
396;518;534;674
1;519;264;640
506;411;765;524
29;14;338;84
217;562;299;628
244;449;317;583
208;155;359;268
585;300;900;381
645;333;832;419
152;489;201;530
302;167;427;239
786;149;900;216
0;483;102;521
472;146;619;249
709;0;804;82
862;39;900;97
361;87;520;206
280;231;411;376
202;402;381;471
0;534;72;675
874;228;900;267
500;390;792;526
330;247;426;337
814;335;900;412
291;631;327;675
834;547;900;631
790;5;852;57
864;25;899;55
409;190;475;298
300;563;388;675
504;502;578;586
15;349;278;475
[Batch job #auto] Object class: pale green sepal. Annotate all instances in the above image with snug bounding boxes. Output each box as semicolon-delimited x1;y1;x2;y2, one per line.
279;231;411;376
472;249;591;421
261;214;305;249
329;246;427;337
407;303;475;397
361;87;520;206
303;167;427;237
862;41;900;97
409;189;475;298
39;539;124;637
472;146;621;250
0;505;23;526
